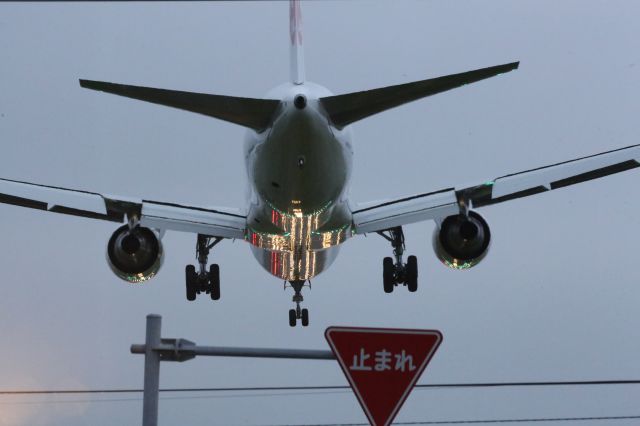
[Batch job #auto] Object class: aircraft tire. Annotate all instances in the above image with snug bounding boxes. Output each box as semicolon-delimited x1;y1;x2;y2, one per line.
383;257;394;293
185;265;197;301
406;255;418;292
209;264;221;300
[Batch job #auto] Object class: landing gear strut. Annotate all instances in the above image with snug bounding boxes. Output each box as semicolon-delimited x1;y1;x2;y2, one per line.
185;234;223;301
377;226;418;293
287;280;310;327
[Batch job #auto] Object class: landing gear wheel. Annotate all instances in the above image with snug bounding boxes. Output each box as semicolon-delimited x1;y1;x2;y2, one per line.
383;257;395;293
209;264;220;300
185;265;197;301
287;280;310;327
185;234;224;301
406;255;418;292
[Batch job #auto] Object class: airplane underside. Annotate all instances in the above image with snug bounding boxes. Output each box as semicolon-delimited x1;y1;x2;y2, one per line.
246;203;351;281
250;245;341;282
251;245;340;327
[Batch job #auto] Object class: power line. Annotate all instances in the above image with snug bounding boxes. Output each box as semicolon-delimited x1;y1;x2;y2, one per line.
0;390;347;406
262;415;640;425
0;392;639;425
0;393;638;424
1;379;638;395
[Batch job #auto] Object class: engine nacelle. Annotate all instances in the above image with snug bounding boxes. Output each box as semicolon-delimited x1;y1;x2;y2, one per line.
433;211;491;270
106;225;163;283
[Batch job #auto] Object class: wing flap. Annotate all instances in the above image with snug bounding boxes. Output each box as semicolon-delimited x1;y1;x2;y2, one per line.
352;189;459;234
0;178;121;221
465;144;640;208
491;145;640;198
141;201;245;239
0;177;246;238
352;143;640;234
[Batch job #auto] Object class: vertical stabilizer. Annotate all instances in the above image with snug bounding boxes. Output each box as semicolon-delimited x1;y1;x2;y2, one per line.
289;0;305;84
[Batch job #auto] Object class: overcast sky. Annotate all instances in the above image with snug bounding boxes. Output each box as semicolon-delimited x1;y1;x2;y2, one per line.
0;1;639;425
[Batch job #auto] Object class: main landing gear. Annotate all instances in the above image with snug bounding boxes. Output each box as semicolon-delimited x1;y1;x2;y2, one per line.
287;280;310;327
185;234;223;301
377;226;418;293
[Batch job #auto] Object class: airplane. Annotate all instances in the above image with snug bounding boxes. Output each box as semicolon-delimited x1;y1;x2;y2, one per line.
1;1;639;327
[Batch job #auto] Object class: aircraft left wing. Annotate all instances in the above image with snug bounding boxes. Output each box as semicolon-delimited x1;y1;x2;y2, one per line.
0;178;246;239
352;143;640;234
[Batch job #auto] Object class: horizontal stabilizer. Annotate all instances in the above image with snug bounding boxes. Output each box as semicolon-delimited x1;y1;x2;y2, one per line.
320;61;519;129
79;79;280;131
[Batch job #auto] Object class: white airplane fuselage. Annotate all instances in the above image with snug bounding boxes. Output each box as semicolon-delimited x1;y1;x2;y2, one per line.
244;82;354;281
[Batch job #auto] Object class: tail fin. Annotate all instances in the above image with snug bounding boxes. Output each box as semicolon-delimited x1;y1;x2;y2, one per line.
289;0;305;84
320;61;519;129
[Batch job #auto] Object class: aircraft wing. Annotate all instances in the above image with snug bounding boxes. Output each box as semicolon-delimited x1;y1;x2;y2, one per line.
352;144;640;234
0;178;246;239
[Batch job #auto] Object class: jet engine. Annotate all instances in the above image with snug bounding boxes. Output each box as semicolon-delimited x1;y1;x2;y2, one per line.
433;211;491;270
106;225;163;283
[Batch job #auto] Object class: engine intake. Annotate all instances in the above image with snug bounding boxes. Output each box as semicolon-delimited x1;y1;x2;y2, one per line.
107;225;163;283
433;211;491;270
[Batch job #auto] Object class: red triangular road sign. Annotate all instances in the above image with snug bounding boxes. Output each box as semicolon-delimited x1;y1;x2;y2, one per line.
325;327;442;426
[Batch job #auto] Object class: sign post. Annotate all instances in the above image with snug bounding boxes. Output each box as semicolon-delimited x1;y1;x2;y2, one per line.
325;326;442;426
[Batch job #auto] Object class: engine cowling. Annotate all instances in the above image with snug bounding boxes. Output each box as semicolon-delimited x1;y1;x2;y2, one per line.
106;225;163;283
433;211;491;270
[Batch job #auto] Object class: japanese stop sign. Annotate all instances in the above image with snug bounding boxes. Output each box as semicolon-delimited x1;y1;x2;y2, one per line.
325;326;442;426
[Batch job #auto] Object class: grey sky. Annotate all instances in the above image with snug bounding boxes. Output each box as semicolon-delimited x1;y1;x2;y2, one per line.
0;1;639;425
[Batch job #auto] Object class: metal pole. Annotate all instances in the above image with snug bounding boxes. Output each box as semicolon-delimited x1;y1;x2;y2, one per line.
130;344;334;360
131;314;336;426
194;346;334;359
142;314;161;426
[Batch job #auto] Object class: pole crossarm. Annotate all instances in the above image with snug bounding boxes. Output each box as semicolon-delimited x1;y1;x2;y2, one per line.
131;341;335;361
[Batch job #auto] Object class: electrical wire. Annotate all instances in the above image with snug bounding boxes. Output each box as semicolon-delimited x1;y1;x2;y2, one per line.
0;379;638;395
0;389;638;424
260;416;640;425
0;390;348;405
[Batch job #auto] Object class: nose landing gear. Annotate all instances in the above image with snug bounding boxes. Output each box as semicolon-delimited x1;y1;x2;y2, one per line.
378;226;418;293
185;235;223;301
287;280;310;327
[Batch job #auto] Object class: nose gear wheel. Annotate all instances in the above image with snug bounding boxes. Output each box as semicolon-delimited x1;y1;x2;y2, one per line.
286;280;310;327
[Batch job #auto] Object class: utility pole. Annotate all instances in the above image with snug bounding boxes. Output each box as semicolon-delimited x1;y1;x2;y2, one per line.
131;314;335;426
141;314;161;426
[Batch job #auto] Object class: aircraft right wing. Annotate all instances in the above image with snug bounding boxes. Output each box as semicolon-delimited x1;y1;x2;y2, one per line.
352;143;640;234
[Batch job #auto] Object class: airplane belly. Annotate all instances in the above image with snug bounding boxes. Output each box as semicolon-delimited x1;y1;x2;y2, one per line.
246;199;351;281
250;245;340;281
